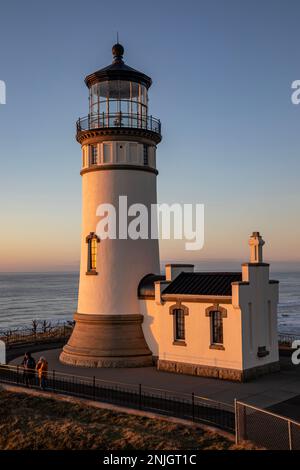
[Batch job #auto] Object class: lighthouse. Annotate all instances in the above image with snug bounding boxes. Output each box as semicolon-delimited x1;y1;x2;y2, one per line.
60;43;162;367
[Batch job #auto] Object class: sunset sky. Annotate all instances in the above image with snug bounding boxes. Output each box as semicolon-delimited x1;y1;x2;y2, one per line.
0;0;299;272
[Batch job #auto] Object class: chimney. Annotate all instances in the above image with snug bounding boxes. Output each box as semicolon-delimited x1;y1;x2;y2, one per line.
248;232;265;263
165;263;194;281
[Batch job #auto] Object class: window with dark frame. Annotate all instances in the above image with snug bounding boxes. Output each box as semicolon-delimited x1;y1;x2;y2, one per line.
211;310;223;344
86;233;99;274
90;238;97;270
91;145;98;165
143;144;149;165
174;308;185;341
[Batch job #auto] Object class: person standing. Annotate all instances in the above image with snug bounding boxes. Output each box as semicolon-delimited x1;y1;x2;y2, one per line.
21;352;36;388
36;356;48;390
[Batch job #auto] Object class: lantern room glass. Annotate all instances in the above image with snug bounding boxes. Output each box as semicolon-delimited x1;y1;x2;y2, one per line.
89;80;148;128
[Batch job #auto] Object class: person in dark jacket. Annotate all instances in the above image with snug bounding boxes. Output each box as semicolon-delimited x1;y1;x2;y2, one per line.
21;352;36;387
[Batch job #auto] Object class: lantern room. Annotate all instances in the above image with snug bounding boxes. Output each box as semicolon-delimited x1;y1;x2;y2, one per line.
77;43;161;134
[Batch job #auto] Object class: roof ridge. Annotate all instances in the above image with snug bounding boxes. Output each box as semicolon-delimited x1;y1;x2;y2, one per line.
162;271;242;297
180;271;242;275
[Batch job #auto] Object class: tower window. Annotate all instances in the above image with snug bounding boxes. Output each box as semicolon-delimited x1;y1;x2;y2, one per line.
143;144;149;165
90;145;98;165
86;232;100;275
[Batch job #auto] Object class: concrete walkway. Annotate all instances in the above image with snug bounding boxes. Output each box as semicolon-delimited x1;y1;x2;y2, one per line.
11;348;300;410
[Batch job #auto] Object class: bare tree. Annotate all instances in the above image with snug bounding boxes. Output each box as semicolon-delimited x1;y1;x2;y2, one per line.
31;320;39;337
41;320;52;334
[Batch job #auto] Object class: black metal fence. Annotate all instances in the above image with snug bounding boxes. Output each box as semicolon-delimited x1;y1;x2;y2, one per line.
278;332;300;347
0;364;234;432
0;322;73;349
77;113;161;135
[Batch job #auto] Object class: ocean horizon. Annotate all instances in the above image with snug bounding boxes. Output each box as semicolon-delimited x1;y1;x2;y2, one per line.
0;271;299;334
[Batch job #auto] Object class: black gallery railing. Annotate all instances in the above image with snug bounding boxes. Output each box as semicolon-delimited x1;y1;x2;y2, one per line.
0;364;234;432
76;113;161;135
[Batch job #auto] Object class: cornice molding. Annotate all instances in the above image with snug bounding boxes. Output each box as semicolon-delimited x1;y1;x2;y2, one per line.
77;127;162;145
80;164;158;176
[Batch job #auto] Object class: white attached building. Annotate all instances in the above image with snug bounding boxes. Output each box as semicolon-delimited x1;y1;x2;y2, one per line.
139;232;279;381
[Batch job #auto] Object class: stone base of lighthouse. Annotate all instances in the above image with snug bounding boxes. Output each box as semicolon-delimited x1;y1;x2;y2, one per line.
59;313;153;368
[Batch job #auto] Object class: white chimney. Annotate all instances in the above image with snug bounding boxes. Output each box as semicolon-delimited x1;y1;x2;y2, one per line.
248;232;265;263
165;263;194;281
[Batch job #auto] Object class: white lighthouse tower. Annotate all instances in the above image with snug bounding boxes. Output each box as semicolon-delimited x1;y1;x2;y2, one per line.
60;43;162;367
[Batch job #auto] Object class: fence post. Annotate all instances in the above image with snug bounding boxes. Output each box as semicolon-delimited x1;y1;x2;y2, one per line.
93;376;96;400
234;399;238;445
139;384;142;410
288;420;293;450
192;393;195;422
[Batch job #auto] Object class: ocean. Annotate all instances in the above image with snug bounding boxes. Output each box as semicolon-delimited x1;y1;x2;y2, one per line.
0;272;299;334
0;273;78;330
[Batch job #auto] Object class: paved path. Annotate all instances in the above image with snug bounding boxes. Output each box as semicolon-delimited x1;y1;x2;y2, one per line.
11;349;300;410
267;395;300;421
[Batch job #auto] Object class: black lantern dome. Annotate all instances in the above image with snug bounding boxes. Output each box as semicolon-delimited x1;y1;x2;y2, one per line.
84;44;152;89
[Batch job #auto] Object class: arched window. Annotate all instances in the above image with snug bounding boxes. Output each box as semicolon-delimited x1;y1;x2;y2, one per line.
174;309;185;341
211;311;223;344
86;232;100;274
205;305;227;350
169;303;188;345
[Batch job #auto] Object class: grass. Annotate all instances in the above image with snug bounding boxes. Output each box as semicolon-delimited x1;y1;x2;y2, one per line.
0;390;257;450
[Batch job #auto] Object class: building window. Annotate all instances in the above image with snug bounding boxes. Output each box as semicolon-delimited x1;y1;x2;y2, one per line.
86;232;100;274
169;303;188;345
174;309;185;341
211;311;223;344
90;145;98;165
205;305;227;350
143;144;149;165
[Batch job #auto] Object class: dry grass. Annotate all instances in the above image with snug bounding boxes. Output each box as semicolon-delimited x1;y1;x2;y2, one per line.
0;390;257;450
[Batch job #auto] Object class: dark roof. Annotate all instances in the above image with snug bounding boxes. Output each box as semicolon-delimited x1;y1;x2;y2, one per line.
162;272;242;297
85;43;152;89
138;273;166;298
